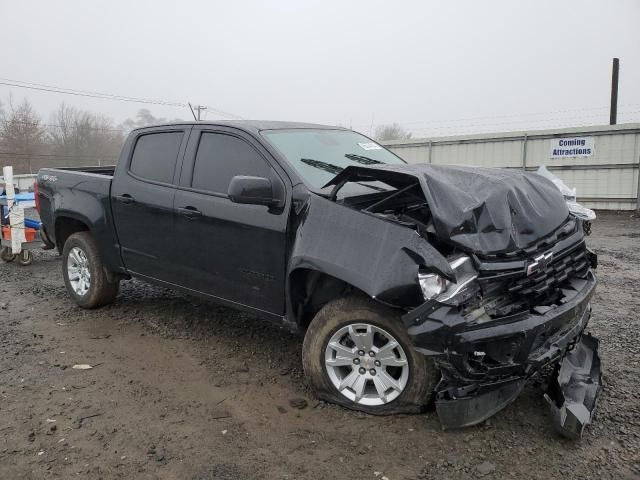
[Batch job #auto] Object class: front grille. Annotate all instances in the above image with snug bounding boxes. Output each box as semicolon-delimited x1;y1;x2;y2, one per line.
480;218;577;260
507;241;589;297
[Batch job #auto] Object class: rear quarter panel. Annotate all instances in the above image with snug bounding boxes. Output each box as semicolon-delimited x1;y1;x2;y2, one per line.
37;168;125;273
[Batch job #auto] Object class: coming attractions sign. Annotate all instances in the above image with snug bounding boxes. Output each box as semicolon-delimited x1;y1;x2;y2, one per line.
549;136;594;158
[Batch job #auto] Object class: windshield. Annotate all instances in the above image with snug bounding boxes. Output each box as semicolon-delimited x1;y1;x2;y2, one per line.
261;129;405;191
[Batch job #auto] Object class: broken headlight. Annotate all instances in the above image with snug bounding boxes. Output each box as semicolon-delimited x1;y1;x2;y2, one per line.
418;255;478;302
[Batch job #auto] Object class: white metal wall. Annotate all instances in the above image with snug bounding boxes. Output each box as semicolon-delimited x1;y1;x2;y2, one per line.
382;123;640;210
0;173;38;192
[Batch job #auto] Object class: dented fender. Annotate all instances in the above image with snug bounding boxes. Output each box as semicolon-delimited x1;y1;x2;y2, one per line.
287;194;454;306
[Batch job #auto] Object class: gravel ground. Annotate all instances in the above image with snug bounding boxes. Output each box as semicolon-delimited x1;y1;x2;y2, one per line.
0;211;638;479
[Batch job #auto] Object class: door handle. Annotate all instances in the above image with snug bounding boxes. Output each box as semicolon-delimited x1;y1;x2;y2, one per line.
177;206;202;219
115;194;135;205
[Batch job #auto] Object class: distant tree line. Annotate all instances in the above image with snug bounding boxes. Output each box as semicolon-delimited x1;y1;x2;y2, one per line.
0;96;414;175
0;96;182;174
374;123;412;142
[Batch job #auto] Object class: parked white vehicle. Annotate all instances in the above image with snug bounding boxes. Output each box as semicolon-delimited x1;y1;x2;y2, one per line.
537;166;596;233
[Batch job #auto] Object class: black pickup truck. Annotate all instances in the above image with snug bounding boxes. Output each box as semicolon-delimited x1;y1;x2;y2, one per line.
36;121;601;437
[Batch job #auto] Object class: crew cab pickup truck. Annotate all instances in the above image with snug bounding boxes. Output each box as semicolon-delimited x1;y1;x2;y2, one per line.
37;121;601;438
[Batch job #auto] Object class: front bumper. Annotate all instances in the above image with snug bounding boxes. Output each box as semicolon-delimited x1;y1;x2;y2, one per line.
403;271;601;438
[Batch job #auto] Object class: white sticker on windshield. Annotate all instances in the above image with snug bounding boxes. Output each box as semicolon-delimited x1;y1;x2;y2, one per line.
358;142;383;151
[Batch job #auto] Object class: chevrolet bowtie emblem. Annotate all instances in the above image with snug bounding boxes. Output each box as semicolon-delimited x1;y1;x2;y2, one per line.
526;251;553;276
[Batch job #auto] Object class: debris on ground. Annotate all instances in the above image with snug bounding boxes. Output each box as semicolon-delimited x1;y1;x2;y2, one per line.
71;364;93;370
289;398;308;410
476;461;496;476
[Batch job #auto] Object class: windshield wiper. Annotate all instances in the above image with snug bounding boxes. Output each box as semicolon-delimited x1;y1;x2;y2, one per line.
301;158;344;175
301;158;387;192
345;153;383;165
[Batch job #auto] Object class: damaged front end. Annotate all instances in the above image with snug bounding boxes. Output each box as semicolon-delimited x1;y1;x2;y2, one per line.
323;164;602;438
405;265;600;438
401;218;601;439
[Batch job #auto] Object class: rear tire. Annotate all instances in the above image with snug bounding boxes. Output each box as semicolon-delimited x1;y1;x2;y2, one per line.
62;232;119;309
302;296;437;415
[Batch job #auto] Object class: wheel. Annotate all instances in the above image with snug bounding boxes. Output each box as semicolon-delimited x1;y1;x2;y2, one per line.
17;249;32;266
302;296;438;415
62;232;119;308
1;247;16;263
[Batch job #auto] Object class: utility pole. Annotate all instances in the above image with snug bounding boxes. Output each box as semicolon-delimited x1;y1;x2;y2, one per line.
610;58;619;125
187;103;207;121
195;105;207;120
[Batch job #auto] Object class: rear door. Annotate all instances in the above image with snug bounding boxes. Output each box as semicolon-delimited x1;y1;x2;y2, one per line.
173;126;289;315
112;127;190;281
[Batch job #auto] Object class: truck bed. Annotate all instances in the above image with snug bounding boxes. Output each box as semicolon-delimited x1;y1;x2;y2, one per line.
46;165;116;177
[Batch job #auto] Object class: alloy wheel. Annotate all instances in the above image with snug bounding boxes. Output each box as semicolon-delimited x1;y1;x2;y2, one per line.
324;323;409;406
67;246;91;296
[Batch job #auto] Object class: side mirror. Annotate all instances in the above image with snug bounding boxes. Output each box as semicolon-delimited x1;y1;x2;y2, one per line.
228;176;282;207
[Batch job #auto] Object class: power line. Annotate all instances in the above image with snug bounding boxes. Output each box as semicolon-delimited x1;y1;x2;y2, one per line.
348;104;640;130
3;119;125;132
0;151;117;159
0;77;187;106
199;104;243;120
0;79;184;107
0;77;244;119
406;109;640;135
351;108;640;138
43;122;124;132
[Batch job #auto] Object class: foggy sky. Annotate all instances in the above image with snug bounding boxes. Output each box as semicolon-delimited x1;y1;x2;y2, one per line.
1;0;638;137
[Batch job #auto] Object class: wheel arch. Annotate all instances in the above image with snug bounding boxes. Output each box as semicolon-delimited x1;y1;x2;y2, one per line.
288;267;377;330
54;213;91;254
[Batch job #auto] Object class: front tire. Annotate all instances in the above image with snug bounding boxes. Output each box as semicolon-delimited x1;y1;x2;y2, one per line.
302;296;437;415
62;232;119;309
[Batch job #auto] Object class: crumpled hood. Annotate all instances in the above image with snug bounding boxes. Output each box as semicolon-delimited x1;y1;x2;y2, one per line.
326;163;569;255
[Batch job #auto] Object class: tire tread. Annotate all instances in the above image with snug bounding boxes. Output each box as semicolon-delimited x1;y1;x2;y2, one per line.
62;232;118;309
302;295;437;415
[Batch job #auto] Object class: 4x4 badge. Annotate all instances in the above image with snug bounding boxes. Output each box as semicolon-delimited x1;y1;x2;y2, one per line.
526;251;553;276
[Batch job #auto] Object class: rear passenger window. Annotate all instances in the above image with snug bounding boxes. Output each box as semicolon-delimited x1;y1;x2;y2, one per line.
129;132;183;184
192;133;271;194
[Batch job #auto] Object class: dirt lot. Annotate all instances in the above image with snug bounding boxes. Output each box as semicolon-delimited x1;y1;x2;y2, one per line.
0;212;638;480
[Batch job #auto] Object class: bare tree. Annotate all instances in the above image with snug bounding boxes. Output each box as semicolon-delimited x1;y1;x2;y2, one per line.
374;123;412;142
48;103;124;168
0;101;184;173
0;97;46;174
120;108;183;132
122;108;160;129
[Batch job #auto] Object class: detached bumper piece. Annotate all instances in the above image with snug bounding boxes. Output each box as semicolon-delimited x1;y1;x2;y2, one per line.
435;378;525;430
544;333;601;439
434;333;602;437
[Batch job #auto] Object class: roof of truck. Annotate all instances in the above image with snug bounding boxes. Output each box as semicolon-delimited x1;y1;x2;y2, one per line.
133;120;345;133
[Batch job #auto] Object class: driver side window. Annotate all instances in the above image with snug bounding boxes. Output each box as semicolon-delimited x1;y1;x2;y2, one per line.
191;133;271;195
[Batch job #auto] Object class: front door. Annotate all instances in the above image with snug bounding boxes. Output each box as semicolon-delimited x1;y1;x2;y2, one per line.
173;128;289;315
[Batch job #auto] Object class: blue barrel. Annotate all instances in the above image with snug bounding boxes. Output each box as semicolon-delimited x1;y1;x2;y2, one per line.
24;218;41;229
